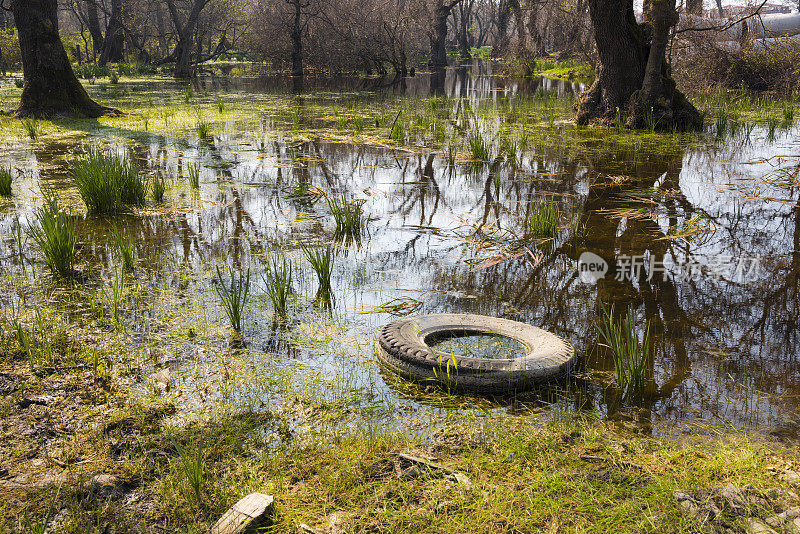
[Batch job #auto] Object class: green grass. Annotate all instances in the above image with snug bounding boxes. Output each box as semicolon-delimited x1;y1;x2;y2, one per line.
303;244;335;295
21;117;39;140
29;191;78;276
71;149;146;214
326;193;365;236
214;266;251;334
187;163;200;189
152;172;166;203
0;166;12;196
196;119;211;141
171;434;206;507
468;131;491;161
262;254;293;319
596;304;652;397
111;227;136;272
527;199;560;238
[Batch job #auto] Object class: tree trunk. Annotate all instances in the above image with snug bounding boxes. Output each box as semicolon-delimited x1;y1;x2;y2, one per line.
575;0;700;131
430;0;461;68
166;0;208;79
290;0;303;76
98;0;124;65
686;0;702;16
457;2;472;60
86;0;104;58
11;0;117;117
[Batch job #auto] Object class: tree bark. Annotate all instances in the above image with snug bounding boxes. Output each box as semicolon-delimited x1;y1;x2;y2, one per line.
290;0;303;76
85;0;104;58
11;0;117;117
165;0;208;79
575;0;701;130
429;0;462;68
98;0;124;65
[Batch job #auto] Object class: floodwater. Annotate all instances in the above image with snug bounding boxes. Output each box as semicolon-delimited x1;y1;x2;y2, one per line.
0;62;798;439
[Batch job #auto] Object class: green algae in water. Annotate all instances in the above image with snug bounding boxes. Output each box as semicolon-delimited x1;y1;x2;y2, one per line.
426;331;527;360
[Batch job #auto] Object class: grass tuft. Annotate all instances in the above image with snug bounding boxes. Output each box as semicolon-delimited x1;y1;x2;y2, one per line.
0;166;13;196
214;266;251;333
29;191;78;276
596;304;652;397
111;227;136;272
468;131;491;160
326;193;365;235
527;199;560;238
71;149;146;214
187;163;200;189
262;254;293;319
152;172;166;203
21;117;39;140
303;244;335;295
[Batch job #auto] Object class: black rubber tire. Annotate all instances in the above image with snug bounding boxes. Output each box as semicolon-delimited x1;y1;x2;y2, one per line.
377;313;575;394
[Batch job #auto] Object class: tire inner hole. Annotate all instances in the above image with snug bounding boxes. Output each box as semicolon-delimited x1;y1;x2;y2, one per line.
424;330;527;360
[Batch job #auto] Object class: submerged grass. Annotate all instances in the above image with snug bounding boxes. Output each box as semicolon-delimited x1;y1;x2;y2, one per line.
187;163;200;189
152;172;166;203
29;191;78;276
71;149;146;214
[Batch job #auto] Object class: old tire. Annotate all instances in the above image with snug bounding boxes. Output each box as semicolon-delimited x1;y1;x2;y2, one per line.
377;313;575;394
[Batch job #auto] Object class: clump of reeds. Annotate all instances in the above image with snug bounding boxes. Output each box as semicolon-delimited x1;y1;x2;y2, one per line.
187;163;200;189
303;244;335;294
326;193;365;235
0;166;13;196
596;304;652;396
527;199;560;238
152;172;166;203
468;131;490;161
214;266;251;333
29;191;78;276
111;227;136;271
195;120;211;141
262;255;293;318
71;149;145;214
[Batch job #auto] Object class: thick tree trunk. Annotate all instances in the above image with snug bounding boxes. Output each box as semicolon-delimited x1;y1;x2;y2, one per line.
11;0;117;117
457;2;472;60
86;0;104;58
165;0;207;79
575;0;701;130
98;0;124;65
429;4;450;67
290;0;303;76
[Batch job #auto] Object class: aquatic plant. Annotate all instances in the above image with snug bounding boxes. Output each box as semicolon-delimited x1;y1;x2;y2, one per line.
596;304;652;396
303;244;335;294
527;200;560;238
21;117;39;140
111;227;136;272
216;98;224;113
502;139;518;164
29;191;78;276
783;106;794;126
353;116;364;133
292;108;302;129
262;255;293;318
187;163;200;189
182;88;194;102
326;193;365;235
767;117;779;141
214;266;251;333
195;120;211;141
0;166;12;196
71;149;146;214
468;131;490;161
152;172;166;203
446;144;457;167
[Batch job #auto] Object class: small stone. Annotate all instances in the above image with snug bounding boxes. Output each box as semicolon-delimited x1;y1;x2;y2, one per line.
210;493;273;534
747;518;779;534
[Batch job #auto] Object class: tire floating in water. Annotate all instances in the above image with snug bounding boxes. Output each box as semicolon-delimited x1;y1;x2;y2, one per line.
377;313;575;394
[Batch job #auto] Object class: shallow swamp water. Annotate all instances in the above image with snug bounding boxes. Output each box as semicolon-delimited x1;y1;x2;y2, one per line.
1;62;799;441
